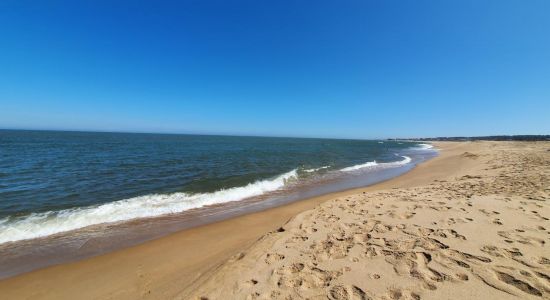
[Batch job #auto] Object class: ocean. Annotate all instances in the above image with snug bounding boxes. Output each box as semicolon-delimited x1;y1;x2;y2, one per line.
0;130;437;277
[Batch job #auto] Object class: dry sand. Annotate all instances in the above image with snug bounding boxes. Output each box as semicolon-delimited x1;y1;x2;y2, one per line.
191;141;550;300
1;141;548;299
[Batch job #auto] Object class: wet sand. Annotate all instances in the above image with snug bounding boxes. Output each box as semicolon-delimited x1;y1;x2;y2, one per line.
1;141;548;299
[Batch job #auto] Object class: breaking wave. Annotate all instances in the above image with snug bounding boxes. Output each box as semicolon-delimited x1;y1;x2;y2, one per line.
0;169;298;244
303;166;331;173
340;156;412;172
416;143;434;150
0;145;427;245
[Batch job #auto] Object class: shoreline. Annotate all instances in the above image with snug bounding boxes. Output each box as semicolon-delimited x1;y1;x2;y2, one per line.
191;141;550;300
0;144;435;279
0;141;519;299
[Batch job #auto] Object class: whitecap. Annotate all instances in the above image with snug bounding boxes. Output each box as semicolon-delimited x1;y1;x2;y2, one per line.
303;165;330;173
340;156;411;172
0;169;298;244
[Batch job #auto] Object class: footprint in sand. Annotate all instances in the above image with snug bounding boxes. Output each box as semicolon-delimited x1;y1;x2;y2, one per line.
495;271;542;297
328;285;368;300
264;253;285;264
368;273;381;279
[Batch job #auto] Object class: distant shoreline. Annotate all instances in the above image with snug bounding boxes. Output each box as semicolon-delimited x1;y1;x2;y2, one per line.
389;134;550;141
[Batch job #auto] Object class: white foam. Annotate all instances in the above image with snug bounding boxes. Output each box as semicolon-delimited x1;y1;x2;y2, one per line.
303;165;330;173
340;161;378;172
416;143;434;149
340;156;412;172
0;169;298;244
384;156;412;166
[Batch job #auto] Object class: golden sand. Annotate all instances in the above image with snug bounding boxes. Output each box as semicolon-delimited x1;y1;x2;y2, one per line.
1;141;548;299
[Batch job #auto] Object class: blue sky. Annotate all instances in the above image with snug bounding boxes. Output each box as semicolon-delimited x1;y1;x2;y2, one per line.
0;0;549;139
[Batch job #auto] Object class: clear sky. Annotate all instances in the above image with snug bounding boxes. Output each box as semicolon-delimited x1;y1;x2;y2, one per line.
1;0;549;139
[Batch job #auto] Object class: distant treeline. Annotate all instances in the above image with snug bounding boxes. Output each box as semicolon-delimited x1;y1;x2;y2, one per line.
389;135;550;142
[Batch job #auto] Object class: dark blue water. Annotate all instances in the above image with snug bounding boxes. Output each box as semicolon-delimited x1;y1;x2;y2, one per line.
0;130;432;244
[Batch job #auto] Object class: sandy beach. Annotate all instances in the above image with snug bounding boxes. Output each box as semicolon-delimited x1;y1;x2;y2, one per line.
1;141;548;299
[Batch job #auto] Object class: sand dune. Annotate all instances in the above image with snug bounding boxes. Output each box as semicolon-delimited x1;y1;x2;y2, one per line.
190;142;550;300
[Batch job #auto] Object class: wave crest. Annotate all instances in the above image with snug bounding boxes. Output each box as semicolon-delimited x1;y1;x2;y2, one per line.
0;169;298;244
303;165;330;173
340;161;378;172
340;156;411;172
416;143;434;150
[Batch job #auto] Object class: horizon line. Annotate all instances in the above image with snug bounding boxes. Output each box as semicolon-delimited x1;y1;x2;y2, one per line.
2;127;548;141
0;127;388;142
